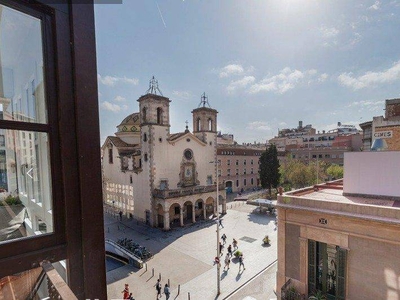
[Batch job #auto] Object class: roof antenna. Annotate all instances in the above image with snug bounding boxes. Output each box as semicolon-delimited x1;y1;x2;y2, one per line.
146;76;163;96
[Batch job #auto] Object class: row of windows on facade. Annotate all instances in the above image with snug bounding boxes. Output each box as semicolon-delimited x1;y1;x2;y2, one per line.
292;153;344;159
303;136;336;142
225;159;260;166
220;151;263;156
220;168;256;176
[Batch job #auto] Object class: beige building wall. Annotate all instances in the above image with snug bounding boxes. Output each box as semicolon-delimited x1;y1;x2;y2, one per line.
277;205;400;297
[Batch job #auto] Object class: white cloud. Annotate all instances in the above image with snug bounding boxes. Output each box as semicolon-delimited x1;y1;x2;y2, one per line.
318;73;329;82
249;67;320;94
338;60;400;90
246;121;271;131
368;1;381;10
98;74;139;87
349;32;362;46
226;76;255;93
172;90;192;99
100;101;122;113
114;95;126;102
219;64;244;78
346;100;385;111
319;26;339;38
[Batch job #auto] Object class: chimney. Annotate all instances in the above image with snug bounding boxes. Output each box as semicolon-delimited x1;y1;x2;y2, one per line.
338;122;341;127
299;121;303;128
323;130;325;134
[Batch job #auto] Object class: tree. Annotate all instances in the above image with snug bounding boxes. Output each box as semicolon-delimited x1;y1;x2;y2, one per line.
259;144;280;197
326;164;344;180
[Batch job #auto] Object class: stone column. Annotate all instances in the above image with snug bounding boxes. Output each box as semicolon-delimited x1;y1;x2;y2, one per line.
163;210;170;231
222;198;227;214
180;207;184;227
192;205;196;223
203;204;207;219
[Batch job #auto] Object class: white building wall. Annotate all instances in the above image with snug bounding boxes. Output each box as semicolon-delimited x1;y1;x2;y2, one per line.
151;129;215;189
343;151;400;197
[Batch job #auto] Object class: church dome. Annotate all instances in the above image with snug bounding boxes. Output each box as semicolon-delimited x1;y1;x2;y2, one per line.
117;112;140;133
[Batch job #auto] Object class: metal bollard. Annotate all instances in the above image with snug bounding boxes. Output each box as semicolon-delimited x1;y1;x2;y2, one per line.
159;273;161;280
152;268;154;277
168;279;170;287
145;263;148;271
178;285;180;295
188;292;190;300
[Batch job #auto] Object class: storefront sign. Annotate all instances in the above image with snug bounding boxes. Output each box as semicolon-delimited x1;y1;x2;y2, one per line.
374;131;393;138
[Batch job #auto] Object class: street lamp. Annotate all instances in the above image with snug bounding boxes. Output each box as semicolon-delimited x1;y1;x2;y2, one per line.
210;159;221;295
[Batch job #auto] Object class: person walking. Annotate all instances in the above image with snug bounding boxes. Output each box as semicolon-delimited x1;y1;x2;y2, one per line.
224;254;230;270
219;218;224;228
239;253;245;271
219;242;224;256
233;238;238;250
164;283;170;300
227;244;232;257
221;233;227;244
155;279;162;298
121;284;130;300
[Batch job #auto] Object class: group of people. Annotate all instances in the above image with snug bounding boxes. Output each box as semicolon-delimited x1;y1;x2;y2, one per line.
121;284;134;300
214;231;245;272
121;280;171;300
155;279;170;299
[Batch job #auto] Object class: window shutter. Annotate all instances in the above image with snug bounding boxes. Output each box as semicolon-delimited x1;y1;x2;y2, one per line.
308;239;316;294
336;248;347;299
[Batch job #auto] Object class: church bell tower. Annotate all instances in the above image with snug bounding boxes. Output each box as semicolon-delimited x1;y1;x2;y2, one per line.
192;93;218;144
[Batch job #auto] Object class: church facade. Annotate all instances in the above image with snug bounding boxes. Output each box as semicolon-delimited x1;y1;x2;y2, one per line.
101;79;226;230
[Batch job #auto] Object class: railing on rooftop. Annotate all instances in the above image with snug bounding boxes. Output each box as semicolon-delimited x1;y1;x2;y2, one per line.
153;184;224;199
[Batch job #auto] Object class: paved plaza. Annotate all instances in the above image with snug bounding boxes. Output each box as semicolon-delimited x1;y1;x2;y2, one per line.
105;202;277;300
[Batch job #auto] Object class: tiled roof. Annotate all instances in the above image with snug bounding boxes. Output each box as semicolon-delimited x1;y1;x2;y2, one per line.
108;136;136;148
168;132;187;142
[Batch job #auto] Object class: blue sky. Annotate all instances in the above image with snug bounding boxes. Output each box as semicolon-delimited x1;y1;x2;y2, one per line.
95;0;400;144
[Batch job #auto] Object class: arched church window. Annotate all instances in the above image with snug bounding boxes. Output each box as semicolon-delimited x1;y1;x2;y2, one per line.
157;107;162;124
208;118;213;131
197;118;201;131
143;133;147;142
144;153;148;161
142;107;147;123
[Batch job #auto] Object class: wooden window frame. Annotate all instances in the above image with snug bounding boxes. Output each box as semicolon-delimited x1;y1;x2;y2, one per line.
0;1;106;299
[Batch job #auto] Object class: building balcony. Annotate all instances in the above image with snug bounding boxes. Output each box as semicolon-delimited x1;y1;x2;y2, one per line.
153;184;224;199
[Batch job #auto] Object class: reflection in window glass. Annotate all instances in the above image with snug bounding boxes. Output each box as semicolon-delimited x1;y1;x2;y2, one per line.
0;4;47;124
0;130;52;242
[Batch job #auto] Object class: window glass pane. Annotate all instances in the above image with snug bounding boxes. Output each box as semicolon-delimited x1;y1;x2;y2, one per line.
0;130;52;243
0;4;47;124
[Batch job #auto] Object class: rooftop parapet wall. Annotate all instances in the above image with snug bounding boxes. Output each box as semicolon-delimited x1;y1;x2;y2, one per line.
277;187;400;225
344;151;400;198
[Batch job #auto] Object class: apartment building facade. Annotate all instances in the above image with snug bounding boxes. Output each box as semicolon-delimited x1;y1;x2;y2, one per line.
217;145;264;194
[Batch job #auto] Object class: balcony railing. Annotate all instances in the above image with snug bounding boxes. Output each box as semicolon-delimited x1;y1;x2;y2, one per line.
153;184;224;199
